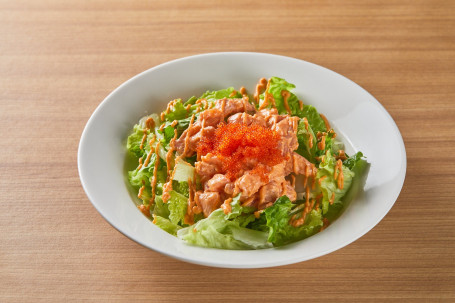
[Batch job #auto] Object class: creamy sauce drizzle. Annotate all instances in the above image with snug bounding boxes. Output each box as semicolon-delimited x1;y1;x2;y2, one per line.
162;128;179;203
318;175;327;185
137;157;143;170
221;198;233;214
317;135;326;150
150;141;161;204
254;78;268;104
143;137;156;167
182;114;196;158
138;204;150;217
239;86;247;96
336;150;347;160
281;90;292;114
334;159;344;189
320;113;331;131
259;79;276;110
138;185;145;199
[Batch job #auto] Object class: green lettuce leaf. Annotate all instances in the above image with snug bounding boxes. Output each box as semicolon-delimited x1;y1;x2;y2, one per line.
172;180;190;197
177;195;271;249
262;196;323;246
128;150;167;204
299;105;327;133
126;124;148;158
343;151;365;170
296;118;318;162
317;151;355;214
152;196;170;219
162;99;188;122
200;87;241;101
260;77;298;114
153;215;181;236
167;190;189;225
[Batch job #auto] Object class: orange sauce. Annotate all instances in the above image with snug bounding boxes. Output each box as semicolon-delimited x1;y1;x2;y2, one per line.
150;141;161;204
221;198;233;214
317;135;326;150
138;204;150;217
320;218;329;231
239;86;247;96
143;137;156;167
320;113;331;130
162;129;179;203
184;178;201;225
139;130;148;150
182;114;196;157
302;117;309;131
137;185;145;199
318;175;327;185
229;90;237;97
336;150;347;160
333;159;344;189
258;79;276;110
137;157;143;170
254;78;268;104
281;90;292;114
145;117;155;129
308;133;314;148
334;159;344;189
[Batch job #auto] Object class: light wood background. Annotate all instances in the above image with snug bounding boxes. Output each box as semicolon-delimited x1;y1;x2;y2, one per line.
1;0;454;302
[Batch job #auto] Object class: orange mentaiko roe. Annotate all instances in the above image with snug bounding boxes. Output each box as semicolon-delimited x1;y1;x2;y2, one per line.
197;122;286;181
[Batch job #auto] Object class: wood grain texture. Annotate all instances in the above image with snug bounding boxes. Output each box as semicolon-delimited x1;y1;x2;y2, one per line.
1;0;454;302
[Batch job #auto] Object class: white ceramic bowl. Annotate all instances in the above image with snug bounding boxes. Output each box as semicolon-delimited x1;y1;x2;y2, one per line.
78;52;406;268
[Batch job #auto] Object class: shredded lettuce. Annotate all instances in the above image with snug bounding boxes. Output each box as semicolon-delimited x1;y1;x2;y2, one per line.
259;196;323;246
153;215;181;236
152;196;170;218
177;195;271;249
167;190;189;225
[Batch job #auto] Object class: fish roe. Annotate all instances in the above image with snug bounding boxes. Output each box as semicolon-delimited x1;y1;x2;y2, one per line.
197;122;286;181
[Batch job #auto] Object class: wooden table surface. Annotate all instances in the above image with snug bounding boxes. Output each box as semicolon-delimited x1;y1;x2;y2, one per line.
1;0;454;302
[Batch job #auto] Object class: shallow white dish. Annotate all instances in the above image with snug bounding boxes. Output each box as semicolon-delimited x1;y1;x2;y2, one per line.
78;52;406;268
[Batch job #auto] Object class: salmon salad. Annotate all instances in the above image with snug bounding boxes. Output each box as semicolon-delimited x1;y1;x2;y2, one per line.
126;77;367;249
